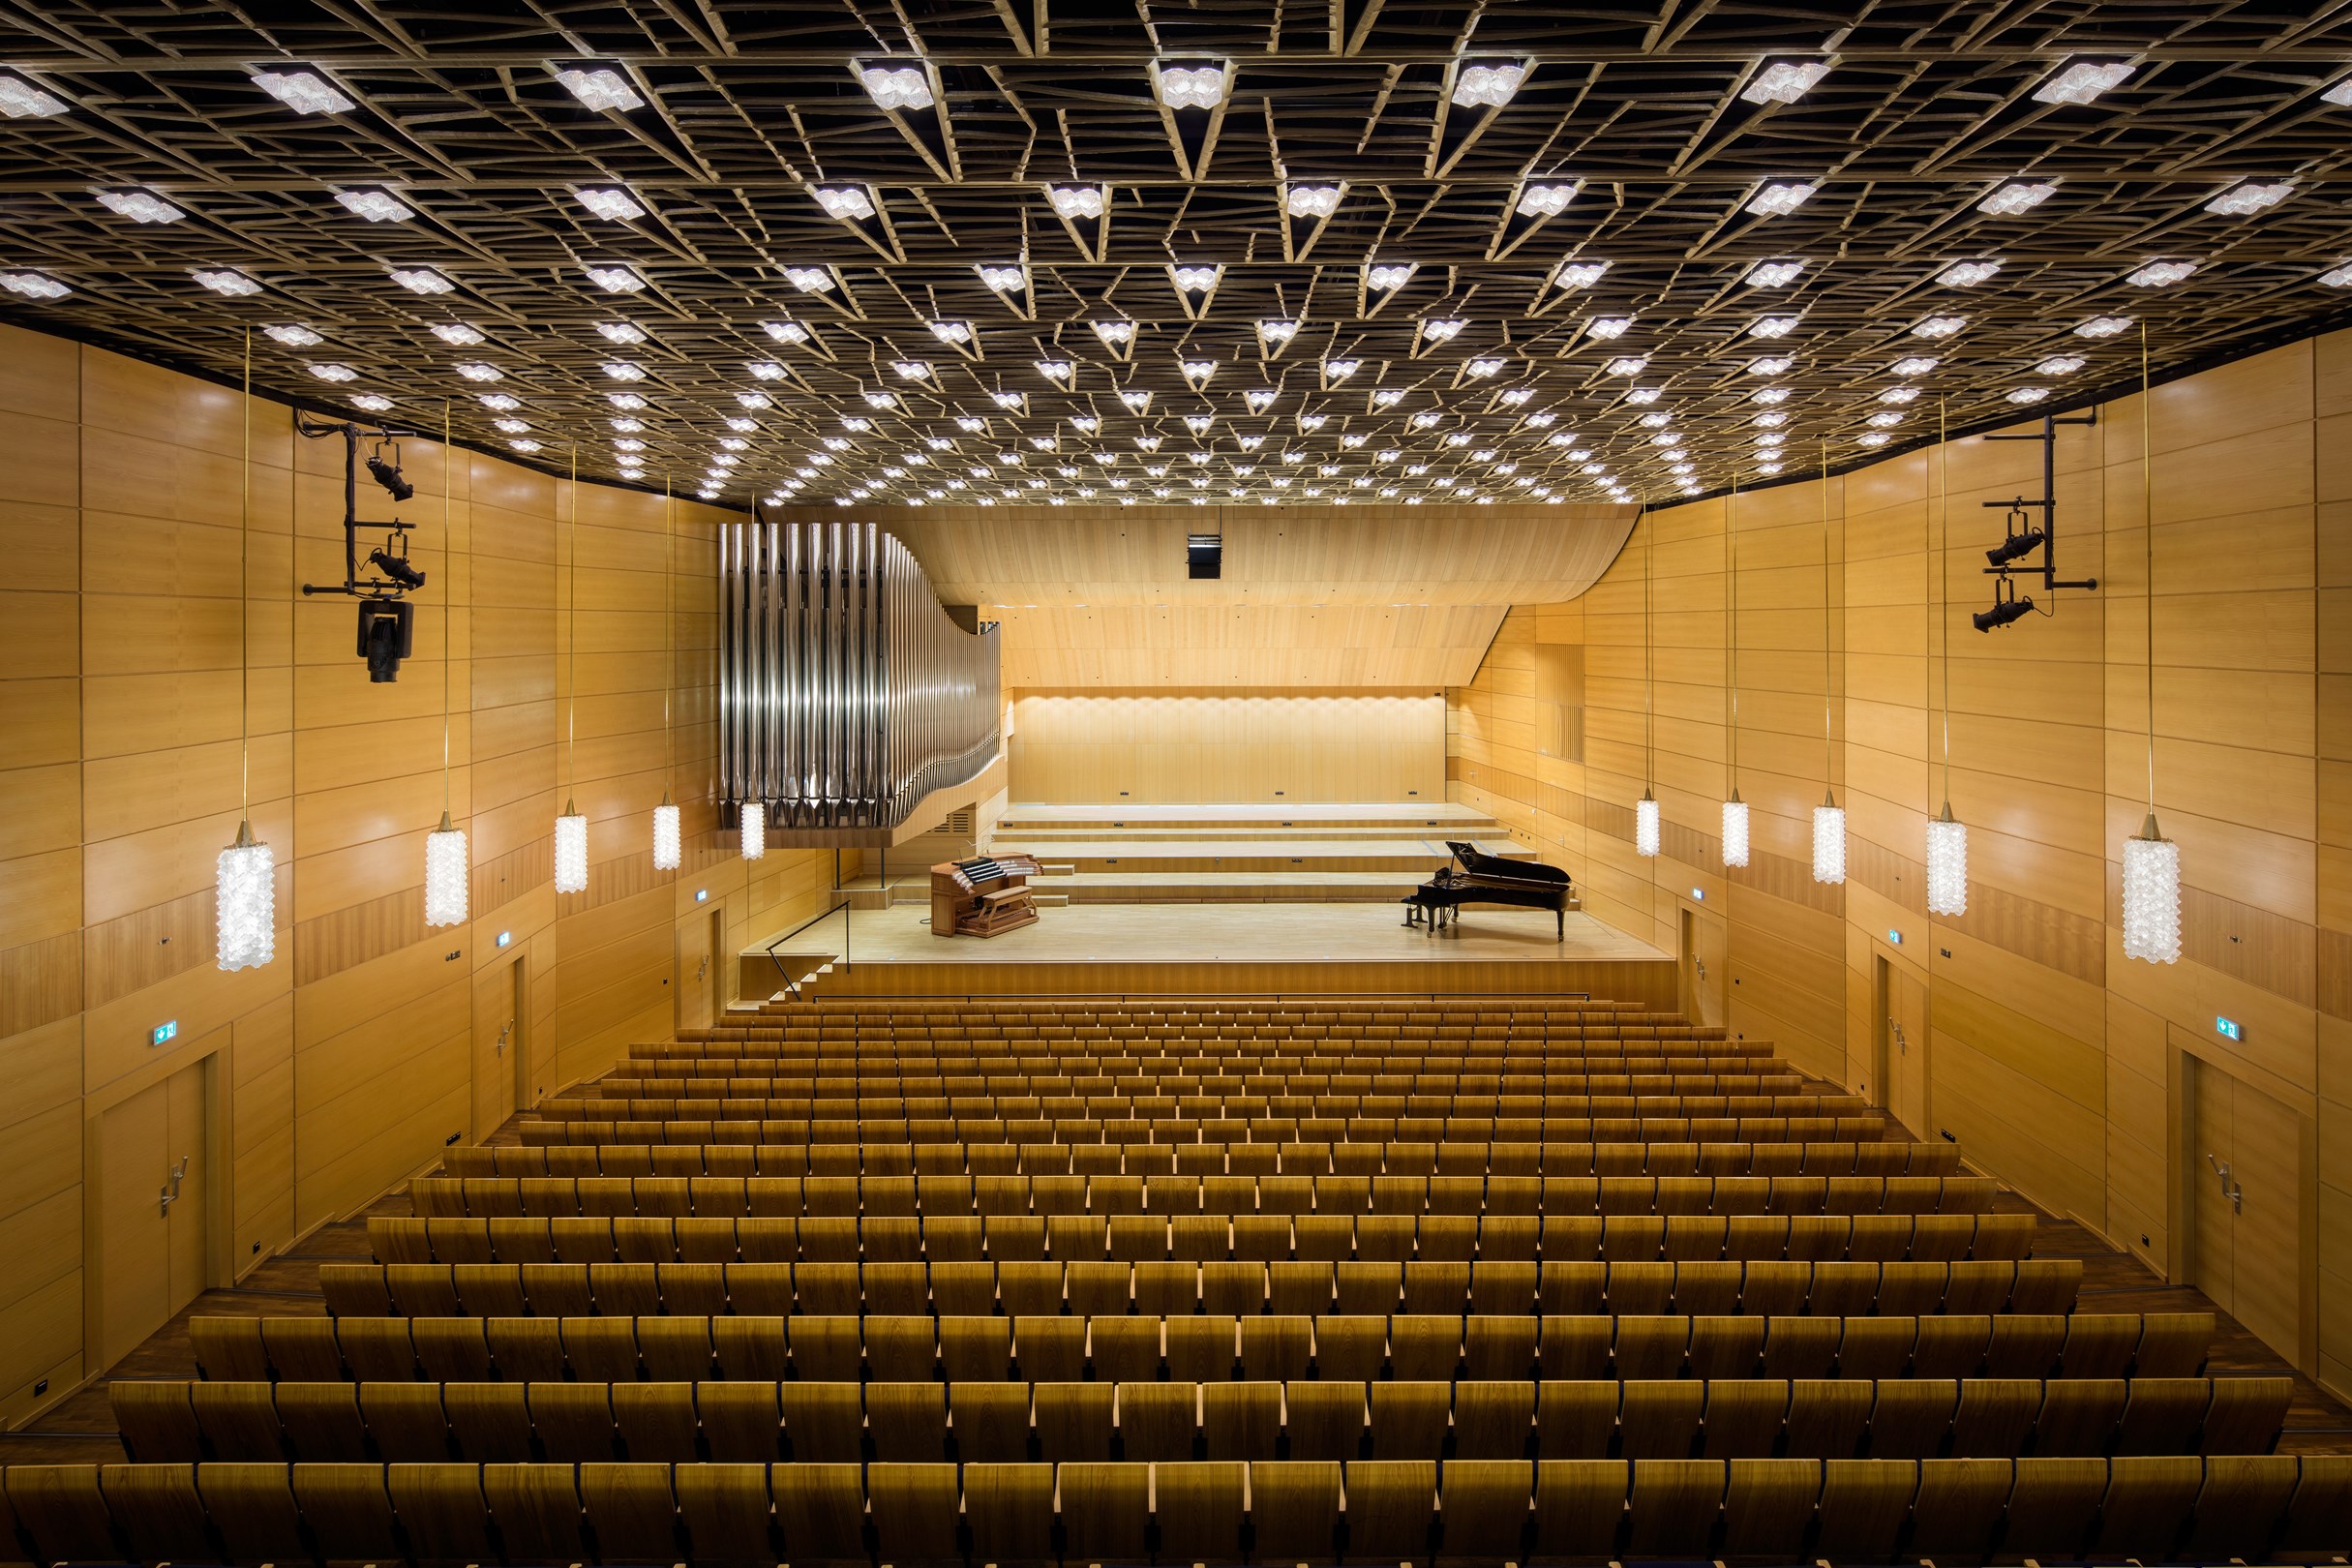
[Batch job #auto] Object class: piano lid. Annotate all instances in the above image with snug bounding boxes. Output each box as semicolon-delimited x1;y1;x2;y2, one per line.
1447;840;1571;885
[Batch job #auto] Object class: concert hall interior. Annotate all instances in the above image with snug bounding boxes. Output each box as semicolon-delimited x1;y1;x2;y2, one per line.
5;4;2352;1563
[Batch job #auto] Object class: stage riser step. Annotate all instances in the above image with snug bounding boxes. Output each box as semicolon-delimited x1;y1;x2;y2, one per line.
1029;853;1460;874
991;828;1494;843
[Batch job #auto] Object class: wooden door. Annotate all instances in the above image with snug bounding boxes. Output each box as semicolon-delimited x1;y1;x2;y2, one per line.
97;1062;207;1368
472;959;520;1138
2191;1059;2307;1367
1886;966;1929;1138
678;910;715;1033
1682;906;1727;1029
709;909;729;1020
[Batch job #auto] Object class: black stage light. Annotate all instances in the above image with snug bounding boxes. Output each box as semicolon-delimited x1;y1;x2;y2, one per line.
369;547;427;590
1974;591;2035;632
1986;527;2047;567
357;599;414;682
368;452;414;502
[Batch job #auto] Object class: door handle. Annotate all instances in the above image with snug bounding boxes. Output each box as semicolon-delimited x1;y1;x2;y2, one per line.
496;1018;513;1056
696;955;709;980
1889;1020;1907;1054
159;1157;189;1217
2207;1153;2244;1214
1694;959;1706;980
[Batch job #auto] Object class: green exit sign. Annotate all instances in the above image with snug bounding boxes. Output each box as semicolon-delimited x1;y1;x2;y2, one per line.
151;1019;178;1047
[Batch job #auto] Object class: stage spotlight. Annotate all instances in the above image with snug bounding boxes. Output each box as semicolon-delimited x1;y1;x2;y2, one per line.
1974;590;2035;632
356;600;413;681
367;450;414;501
1986;527;2046;567
368;547;427;590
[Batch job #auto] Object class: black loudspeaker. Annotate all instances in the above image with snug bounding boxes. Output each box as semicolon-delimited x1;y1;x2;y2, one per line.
357;599;414;682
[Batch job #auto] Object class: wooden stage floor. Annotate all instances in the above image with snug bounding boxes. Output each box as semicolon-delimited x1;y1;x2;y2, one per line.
766;902;1675;1001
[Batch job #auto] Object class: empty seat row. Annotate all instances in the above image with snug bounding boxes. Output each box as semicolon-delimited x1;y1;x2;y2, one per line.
334;1214;2036;1288
363;1241;2082;1320
408;1172;1997;1221
522;1113;1889;1146
537;1093;1870;1124
11;1456;2346;1566
590;1073;1810;1101
115;1374;2292;1467
606;1060;1793;1086
208;1311;2212;1386
444;1137;1959;1180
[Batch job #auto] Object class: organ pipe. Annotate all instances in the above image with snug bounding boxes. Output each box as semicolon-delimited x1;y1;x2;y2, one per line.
718;515;1000;839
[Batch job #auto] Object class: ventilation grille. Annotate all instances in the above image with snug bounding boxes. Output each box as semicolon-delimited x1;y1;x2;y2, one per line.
944;809;974;836
1188;532;1222;580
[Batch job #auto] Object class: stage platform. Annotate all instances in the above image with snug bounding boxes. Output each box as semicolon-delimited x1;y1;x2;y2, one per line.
750;900;1674;1005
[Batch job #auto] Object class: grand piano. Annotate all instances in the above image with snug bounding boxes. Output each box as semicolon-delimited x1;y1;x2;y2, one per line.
1402;841;1577;938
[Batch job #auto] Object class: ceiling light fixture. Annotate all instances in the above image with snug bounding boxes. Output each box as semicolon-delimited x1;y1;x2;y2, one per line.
93;187;183;224
1911;316;1967;339
391;267;454;294
1604;356;1649;377
1978;179;2058;216
2034;59;2133;106
1366;261;1418;292
571;187;645;221
1748;317;1798;338
192;268;263;296
1744;259;1805;287
0;270;69;300
1586;317;1634;339
1551;259;1609;290
586;264;647;292
2206;179;2294;217
430;322;485;346
307;363;358;381
1285;185;1341;218
2126;259;2197;287
1046;184;1106;220
335;188;411;223
1937;259;2002;287
2035;355;2086;376
556;66;643;112
1451;60;1527;108
1742;59;1831;105
859;63;934;111
813;185;875;221
218;332;275;972
1744;181;1816;218
978;263;1026;294
265;323;323;347
0;73;71;117
1154;63;1229;110
1516;182;1579;217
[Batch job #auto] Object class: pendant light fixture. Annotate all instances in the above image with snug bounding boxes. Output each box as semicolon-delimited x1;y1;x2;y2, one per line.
423;398;467;926
217;326;277;971
554;446;588;894
1720;473;1749;868
651;475;680;870
1812;439;1846;884
1637;503;1659;857
1925;396;1969;916
2122;324;2181;963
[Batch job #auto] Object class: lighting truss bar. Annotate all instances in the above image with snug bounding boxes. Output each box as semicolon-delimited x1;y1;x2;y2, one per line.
1980;411;2101;596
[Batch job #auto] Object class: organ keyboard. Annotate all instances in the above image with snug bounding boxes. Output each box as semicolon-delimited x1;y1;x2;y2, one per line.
930;854;1043;938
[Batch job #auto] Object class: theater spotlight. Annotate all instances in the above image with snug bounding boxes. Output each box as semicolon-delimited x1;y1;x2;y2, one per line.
357;599;414;682
1974;582;2036;632
368;546;426;590
1986;526;2047;567
367;445;414;502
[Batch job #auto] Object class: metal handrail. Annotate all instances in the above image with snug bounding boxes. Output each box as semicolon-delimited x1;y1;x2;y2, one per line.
764;899;853;995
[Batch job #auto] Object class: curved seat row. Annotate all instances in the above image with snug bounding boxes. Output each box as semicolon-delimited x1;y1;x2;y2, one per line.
330;1213;2035;1284
593;1071;1811;1098
8;1455;2346;1565
444;1137;1958;1180
521;1114;1892;1146
114;1375;2291;1467
538;1093;1871;1124
407;1173;2000;1222
227;1310;2213;1385
608;1057;1791;1082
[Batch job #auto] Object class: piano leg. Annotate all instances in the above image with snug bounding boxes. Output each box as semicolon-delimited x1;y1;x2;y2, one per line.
1556;907;1565;940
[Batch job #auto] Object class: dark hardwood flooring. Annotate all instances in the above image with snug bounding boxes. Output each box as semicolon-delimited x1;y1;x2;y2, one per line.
4;1161;2345;1465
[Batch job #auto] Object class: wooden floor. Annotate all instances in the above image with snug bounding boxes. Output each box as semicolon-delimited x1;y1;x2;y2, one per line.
794;902;1661;964
8;1146;2349;1464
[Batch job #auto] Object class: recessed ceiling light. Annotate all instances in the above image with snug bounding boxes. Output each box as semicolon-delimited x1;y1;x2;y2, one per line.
585;264;646;293
0;73;72;118
2322;262;2352;288
892;360;934;381
1045;184;1106;220
431;322;485;346
454;362;502;382
307;363;358;382
1857;431;1892;447
1551;259;1609;290
555;67;644;113
2034;60;2133;106
1744;181;1816;218
2126;259;2197;287
1516;182;1580;218
2206;180;2294;217
1624;388;1661;405
1979;179;2059;216
479;393;521;410
929;319;973;345
1092;320;1136;347
1741;60;1831;105
1154;62;1230;111
1451;60;1526;109
265;323;323;347
1285;184;1341;218
1586;317;1633;339
1748;317;1799;339
813;186;875;222
573;187;645;222
250;69;351;115
1603;356;1649;377
1747;357;1794;376
1366;262;1418;292
1937;259;2002;287
761;320;809;345
2034;355;2086;376
1911;316;1967;339
595;321;645;345
2006;386;2051;405
859;63;934;111
1744;260;1805;287
1036;359;1073;383
191;268;262;296
782;266;833;293
609;392;648;408
1880;385;1920;404
600;360;644;380
509;437;544;453
0;270;67;300
1245;389;1278;411
351;393;393;412
335;188;410;223
978;263;1026;293
93;188;182;224
2074;316;2133;338
1890;356;1940;376
390;267;454;294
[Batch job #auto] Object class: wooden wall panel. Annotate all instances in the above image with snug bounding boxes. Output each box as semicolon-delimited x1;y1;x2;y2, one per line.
0;325;849;1430
1008;690;1446;802
1447;329;2350;1392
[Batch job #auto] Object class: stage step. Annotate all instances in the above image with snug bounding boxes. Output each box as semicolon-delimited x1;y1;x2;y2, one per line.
990;836;1524;875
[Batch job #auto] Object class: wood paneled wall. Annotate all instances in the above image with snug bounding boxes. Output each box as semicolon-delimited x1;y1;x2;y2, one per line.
1448;330;2352;1394
0;325;843;1426
1009;691;1446;803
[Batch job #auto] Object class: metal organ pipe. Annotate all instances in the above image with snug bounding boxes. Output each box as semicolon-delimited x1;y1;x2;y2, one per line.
718;515;1001;836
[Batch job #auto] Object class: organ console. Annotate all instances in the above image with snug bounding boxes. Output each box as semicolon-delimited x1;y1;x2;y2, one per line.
1402;840;1577;938
930;854;1044;938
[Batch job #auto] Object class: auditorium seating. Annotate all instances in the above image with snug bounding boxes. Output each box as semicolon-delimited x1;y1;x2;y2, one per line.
19;994;2332;1565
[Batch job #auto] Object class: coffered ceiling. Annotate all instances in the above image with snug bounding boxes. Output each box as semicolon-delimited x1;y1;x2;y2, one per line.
1;0;2348;512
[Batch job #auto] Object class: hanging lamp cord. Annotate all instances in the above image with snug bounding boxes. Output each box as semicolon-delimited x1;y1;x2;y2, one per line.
1820;439;1834;799
565;445;579;810
238;327;251;831
2141;323;2157;824
1938;395;1952;809
441;399;453;819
